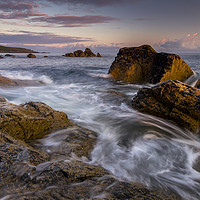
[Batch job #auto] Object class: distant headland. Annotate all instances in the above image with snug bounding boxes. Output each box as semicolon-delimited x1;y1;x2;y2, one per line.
0;45;38;53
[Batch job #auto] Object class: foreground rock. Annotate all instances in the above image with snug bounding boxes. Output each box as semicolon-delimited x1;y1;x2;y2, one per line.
0;131;181;200
63;48;102;57
0;97;73;141
109;45;193;84
132;80;200;132
27;53;36;58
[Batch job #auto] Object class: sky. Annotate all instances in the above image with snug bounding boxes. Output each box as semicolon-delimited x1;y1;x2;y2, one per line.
0;0;200;53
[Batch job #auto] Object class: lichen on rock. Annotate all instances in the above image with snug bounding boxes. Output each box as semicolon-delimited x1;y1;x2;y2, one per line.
0;99;73;141
109;45;193;84
132;80;200;133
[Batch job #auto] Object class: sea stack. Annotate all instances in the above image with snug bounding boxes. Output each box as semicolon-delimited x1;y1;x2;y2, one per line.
64;48;101;57
108;45;193;84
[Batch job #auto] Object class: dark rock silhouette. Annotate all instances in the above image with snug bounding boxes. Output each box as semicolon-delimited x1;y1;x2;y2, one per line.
64;48;102;57
27;53;36;58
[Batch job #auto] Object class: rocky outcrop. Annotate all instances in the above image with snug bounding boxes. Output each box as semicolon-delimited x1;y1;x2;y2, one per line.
0;96;182;199
5;54;16;57
84;48;96;57
0;98;73;141
27;53;36;58
0;131;181;200
97;52;102;57
132;80;200;132
195;79;200;89
109;45;193;84
63;48;101;57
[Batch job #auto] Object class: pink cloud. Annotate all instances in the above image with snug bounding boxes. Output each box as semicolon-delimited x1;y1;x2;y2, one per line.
155;33;200;52
0;1;38;12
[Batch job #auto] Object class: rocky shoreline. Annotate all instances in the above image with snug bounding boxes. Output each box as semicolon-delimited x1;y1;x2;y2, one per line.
0;97;182;199
1;45;200;199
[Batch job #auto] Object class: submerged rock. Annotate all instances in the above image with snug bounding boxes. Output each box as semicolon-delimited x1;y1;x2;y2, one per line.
132;80;200;132
0;99;73;141
0;74;18;86
27;53;36;58
5;54;16;58
109;45;193;84
64;48;100;57
0;74;43;87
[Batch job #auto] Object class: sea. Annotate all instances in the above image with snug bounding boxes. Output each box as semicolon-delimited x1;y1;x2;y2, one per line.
0;52;200;200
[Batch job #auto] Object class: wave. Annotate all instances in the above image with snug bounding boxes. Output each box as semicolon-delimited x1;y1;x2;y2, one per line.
0;70;53;84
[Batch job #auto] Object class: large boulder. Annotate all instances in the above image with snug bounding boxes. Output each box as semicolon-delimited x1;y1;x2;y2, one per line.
132;80;200;132
0;98;73;141
109;45;193;84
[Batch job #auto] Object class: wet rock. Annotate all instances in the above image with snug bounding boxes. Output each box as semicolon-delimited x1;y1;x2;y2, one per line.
132;80;200;132
109;45;193;84
0;98;73;141
27;53;36;58
0;131;108;199
34;125;98;161
0;74;18;86
5;175;181;200
5;54;16;58
0;132;49;188
0;74;43;87
195;79;200;89
43;56;48;58
0;55;3;59
97;52;102;57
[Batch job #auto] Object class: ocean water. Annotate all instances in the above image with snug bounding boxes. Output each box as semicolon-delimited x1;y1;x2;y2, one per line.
0;53;200;199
